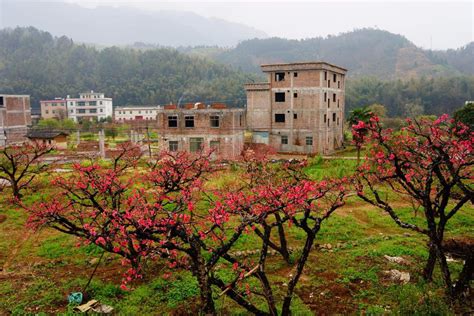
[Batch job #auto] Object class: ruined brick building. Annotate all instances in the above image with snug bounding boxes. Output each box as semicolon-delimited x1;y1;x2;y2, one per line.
245;62;347;154
156;103;245;160
0;94;32;147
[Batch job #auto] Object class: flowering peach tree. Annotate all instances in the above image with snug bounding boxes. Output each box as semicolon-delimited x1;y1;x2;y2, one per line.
353;114;473;297
26;143;349;314
0;141;54;199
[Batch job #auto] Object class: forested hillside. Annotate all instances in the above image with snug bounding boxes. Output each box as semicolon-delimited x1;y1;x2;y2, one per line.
0;27;252;110
0;27;472;117
213;29;473;79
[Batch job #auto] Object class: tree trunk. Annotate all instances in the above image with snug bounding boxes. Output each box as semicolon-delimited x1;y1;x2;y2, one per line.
281;231;316;315
11;180;21;199
423;243;437;281
190;240;216;315
453;255;473;297
275;214;291;263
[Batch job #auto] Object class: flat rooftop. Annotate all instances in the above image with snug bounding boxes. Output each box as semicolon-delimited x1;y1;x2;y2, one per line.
260;61;347;74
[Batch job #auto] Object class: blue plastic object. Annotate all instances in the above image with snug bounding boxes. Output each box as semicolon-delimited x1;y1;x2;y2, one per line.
68;292;83;304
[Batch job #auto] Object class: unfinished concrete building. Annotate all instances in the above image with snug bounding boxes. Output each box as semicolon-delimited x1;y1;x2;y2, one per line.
0;94;32;147
245;62;347;154
156;103;245;160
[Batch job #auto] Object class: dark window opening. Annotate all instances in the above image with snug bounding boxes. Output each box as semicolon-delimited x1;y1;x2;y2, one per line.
294;72;298;77
190;137;203;152
324;92;327;101
281;135;288;145
169;141;178;152
210;115;220;128
333;113;336;122
275;113;285;123
324;114;327;122
239;113;242;126
0;96;4;107
333;73;337;82
275;92;285;102
306;137;313;146
337;117;340;126
328;80;331;88
337;100;340;108
328;99;330;108
275;72;285;82
294;113;297;119
168;115;178;128
333;94;336;102
293;92;298;98
324;71;327;80
338;81;341;89
185;116;194;128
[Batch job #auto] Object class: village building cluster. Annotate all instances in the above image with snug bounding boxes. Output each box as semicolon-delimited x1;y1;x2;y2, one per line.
2;62;347;157
41;91;113;122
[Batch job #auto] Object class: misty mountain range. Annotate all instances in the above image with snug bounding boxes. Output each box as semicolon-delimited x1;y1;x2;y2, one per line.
1;1;267;47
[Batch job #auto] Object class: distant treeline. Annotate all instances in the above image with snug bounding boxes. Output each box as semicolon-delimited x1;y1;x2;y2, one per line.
0;27;472;117
345;76;474;116
0;27;253;109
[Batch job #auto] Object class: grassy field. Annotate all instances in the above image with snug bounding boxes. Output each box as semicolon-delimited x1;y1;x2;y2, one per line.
0;158;472;315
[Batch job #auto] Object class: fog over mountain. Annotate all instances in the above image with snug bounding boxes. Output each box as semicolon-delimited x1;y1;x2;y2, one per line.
0;1;267;47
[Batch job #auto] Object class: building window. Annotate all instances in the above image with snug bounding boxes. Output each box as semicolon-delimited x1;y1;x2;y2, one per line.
100;109;103;113
275;72;285;81
324;114;327;122
328;80;331;88
0;96;3;107
210;115;220;128
70;110;73;113
337;100;340;108
281;135;288;145
169;141;178;152
324;71;327;80
89;101;97;106
210;140;220;153
333;94;336;102
189;137;203;152
168;115;178;128
70;102;73;106
337;117;340;126
338;81;341;89
275;92;285;102
333;73;337;82
130;111;132;114
275;113;285;123
293;113;297;119
78;101;86;106
90;109;97;113
78;109;86;114
185;116;195;128
294;72;298;77
333;113;336;122
306;137;313;146
293;92;298;98
45;110;49;114
239;113;243;126
100;101;103;105
324;92;327;101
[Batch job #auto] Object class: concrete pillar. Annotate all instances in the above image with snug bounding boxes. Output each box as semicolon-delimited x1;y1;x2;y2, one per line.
76;130;81;145
99;129;105;158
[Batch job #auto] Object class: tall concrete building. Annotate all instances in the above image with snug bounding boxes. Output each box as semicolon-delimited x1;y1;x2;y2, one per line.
0;94;32;146
245;62;347;154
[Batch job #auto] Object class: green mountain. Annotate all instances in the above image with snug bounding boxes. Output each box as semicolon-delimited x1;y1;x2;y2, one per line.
0;27;254;111
211;29;472;79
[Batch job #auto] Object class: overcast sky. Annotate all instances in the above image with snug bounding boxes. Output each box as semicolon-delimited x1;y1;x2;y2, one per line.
18;0;474;49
